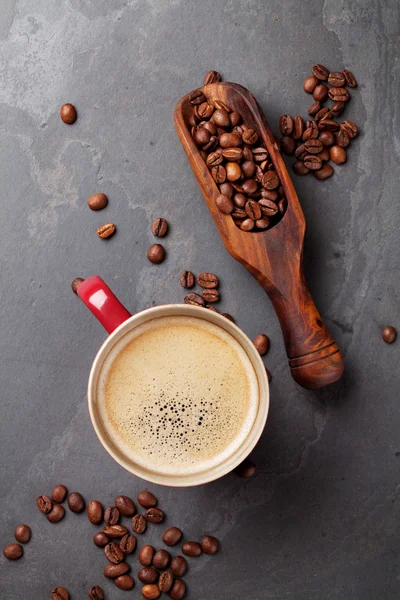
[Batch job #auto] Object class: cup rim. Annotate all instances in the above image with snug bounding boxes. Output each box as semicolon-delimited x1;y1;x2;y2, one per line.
88;304;269;486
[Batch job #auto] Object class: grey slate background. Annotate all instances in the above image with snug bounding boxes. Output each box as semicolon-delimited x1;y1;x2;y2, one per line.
1;0;399;598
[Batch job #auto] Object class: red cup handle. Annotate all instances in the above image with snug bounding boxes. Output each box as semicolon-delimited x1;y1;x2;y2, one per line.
77;276;132;334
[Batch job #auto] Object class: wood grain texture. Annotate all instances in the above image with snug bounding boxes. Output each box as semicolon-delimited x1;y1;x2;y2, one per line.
174;82;344;389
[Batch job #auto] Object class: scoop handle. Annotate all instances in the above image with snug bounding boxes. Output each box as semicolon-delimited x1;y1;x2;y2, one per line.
77;276;132;334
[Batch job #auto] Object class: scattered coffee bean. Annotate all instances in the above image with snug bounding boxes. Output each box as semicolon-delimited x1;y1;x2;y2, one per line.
153;549;171;569
87;500;103;525
304;139;323;154
51;586;69;600
293;116;305;140
71;278;84;295
202;288;219;303
313;84;328;102
104;506;119;525
303;75;319;93
120;533;136;553
147;244;165;264
235;457;257;478
14;524;31;544
317;118;339;132
313;164;334;180
201;535;219;555
94;532;109;547
132;514;147;534
222;313;235;323
104;524;128;538
184;292;206;307
138;568;159;584
97;222;116;239
304;155;322;170
328;71;345;86
88;585;104;600
203;70;221;85
340;120;358;138
104;562;130;578
215;193;234;214
51;484;68;503
197;272;219;289
336;130;350;148
240;218;255;232
331;101;345;117
115;495;136;517
88;193;108;211
180;271;195;289
328;87;350;102
318;131;336;147
139;545;155;566
317;148;330;162
37;495;52;514
3;543;23;560
382;326;397;344
47;504;65;523
152;218;168;237
145;507;164;523
182;541;202;557
330;146;346;164
142;584;161;599
279;115;293;136
159;571;174;593
60;103;77;124
115;574;135;590
104;541;124;564
162;527;183;546
293;161;309;176
280;136;296;155
169;578;186;600
342;69;357;87
242;128;258;145
170;556;187;577
308;101;321;116
253;333;269;355
312;64;329;80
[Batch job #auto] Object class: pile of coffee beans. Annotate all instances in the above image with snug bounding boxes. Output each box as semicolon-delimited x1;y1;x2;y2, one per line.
279;65;359;180
180;269;235;322
188;88;287;231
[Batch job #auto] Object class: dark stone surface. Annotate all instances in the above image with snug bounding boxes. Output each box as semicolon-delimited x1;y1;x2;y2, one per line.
0;1;399;598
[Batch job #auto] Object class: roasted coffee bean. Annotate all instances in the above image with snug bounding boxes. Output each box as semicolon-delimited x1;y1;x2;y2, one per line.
138;568;159;584
97;223;116;239
226;162;242;181
293;116;304;140
343;69;357;87
182;541;202;557
382;326;397;343
104;541;124;564
222;313;235;323
261;171;279;190
232;208;247;219
189;89;206;105
312;64;329;80
169;578;186;600
278;197;288;214
202;288;220;303
197;273;219;289
147;244;165;264
331;101;345;117
315;107;331;122
145;508;164;523
215;193;234;214
158;571;174;593
259;198;278;216
242;146;253;161
170;556;188;577
115;495;136;517
104;561;130;578
88;585;104;600
253;333;269;355
88;193;108;211
242;178;258;195
153;549;171;569
213;99;231;112
317;148;330;162
256;217;270;230
3;543;23;560
15;524;31;544
104;525;128;538
328;71;346;86
304;139;323;154
222;147;243;162
303;75;319;93
279;115;293;136
203;70;221;85
120;533;136;553
51;484;68;503
336;130;350;148
193;126;210;146
241;160;256;178
201;535;219;555
203;135;218;152
139;545;155;566
196;102;214;119
47;504;65;523
132;514;147;534
211;165;226;183
115;574;135;590
87;501;103;525
261;189;278;201
202;120;217;135
162;527;183;547
104;506;120;525
240;218;255;232
219;182;233;197
207;149;223;167
295;144;306;160
94;532;109;547
235;457;257;478
51;586;69;600
319;131;336;147
305;119;313;129
211;109;230;128
302;125;318;142
219;132;241;148
242;128;258;145
330;145;347;164
180;271;195;289
318;118;339;131
232;124;244;137
60;103;77;124
142;584;161;599
152;218;168;237
307;101;320;116
304;155;322;170
233;193;246;208
227;112;240;127
313;83;328;102
252;147;268;162
245;200;261;220
328;87;350;102
184;292;206;307
71;278;84;294
340;120;358;138
280;136;296;155
188;113;199;127
313;164;334;180
37;495;52;514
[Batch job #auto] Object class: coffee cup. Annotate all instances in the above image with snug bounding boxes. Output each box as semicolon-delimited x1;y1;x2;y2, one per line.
78;276;269;486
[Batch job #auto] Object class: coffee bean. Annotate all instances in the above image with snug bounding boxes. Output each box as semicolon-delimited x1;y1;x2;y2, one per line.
184;292;206;307
211;109;230;128
242;128;258;145
197;273;219;289
203;70;221;85
15;524;31;544
138;568;159;584
318;118;339;132
279;114;293;136
97;223;116;239
203;134;218;152
328;87;350;102
189;89;206;105
147;244;165;264
302;124;319;142
244;200;261;221
225;162;242;182
104;541;124;564
232;207;247;220
206;304;217;312
37;495;52;514
104;506;119;525
60;103;77;124
331;101;345;117
142;584;161;599
318;131;336;147
132;514;147;534
115;495;136;517
328;71;346;86
278;197;288;214
252;147;268;162
88;193;108;211
242;179;258;196
169;579;186;600
120;533;136;553
240;218;255;232
256;217;270;229
261;171;279;190
47;504;65;523
3;543;23;560
242;146;253;161
153;549;171;569
71;278;84;294
280;136;296;156
315;107;331;122
104;562;130;578
313;164;334;180
313;84;328;102
229;111;241;126
170;556;188;577
202;289;220;303
87;500;103;525
104;524;128;538
162;527;183;547
215;193;234;214
259;198;278;217
235;457;257;478
233;193;246;208
304;155;322;170
292;116;304;140
94;532;109;547
211;165;226;183
222;313;235;323
115;574;135;590
340;120;358;138
336;130;350;148
295;144;307;160
139;545;155;566
51;484;68;503
152;218;168;237
88;585;104;600
253;333;269;355
303;75;319;93
219;182;233;197
312;64;329;80
180;271;195;289
196;102;214;119
203;121;217;135
157;571;174;593
261;189;278;201
343;69;357;87
317;148;330;162
188;113;199;127
330;146;347;164
182;541;202;557
305;120;313;129
219;132;241;148
201;535;219;555
193;126;210;146
145;508;164;523
307;101;321;116
51;586;69;600
222;147;243;162
382;326;397;344
241;161;256;179
304;139;323;155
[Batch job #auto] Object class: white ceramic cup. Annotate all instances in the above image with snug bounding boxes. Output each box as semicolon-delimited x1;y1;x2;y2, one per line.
78;276;269;486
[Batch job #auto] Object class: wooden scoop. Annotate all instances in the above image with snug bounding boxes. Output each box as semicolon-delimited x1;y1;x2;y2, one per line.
174;81;344;389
